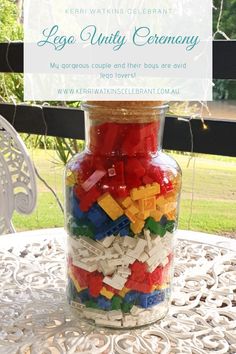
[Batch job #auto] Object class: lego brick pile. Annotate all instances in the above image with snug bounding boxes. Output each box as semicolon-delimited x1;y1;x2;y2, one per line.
65;121;180;327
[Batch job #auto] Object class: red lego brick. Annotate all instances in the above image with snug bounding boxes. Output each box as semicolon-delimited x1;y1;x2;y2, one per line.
125;158;146;178
125;279;153;293
79;186;101;211
100;123;120;155
149;266;165;285
71;265;90;288
130;261;147;282
142;175;154;185
88;272;104;297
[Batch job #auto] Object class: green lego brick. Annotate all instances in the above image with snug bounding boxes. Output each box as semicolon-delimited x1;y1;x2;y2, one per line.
111;296;123;310
122;302;133;313
145;217;166;237
85;299;99;309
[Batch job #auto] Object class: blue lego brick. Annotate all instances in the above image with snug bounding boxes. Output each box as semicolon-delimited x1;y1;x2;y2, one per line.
119;227;129;237
139;290;165;308
72;194;85;220
124;291;140;303
87;204;110;227
95;215;130;241
97;296;112;310
77;289;90;302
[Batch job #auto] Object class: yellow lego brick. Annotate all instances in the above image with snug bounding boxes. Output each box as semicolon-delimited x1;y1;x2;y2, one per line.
130;219;145;234
156;196;166;210
138;196;156;213
127;203;139;215
130;183;160;201
125;210;138;223
66;172;77;186
98;193;124;220
120;196;133;208
163;202;177;214
100;287;114;300
68;269;85;293
165;210;176;221
164;191;177;202
155;283;168;290
137;211;150;220
124;202;140;222
118;287;130;298
150;210;163;222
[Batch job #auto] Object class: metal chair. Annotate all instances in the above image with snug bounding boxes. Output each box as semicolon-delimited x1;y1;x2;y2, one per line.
0;114;37;234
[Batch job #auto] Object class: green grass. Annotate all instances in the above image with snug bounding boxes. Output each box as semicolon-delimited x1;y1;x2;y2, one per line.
13;149;236;237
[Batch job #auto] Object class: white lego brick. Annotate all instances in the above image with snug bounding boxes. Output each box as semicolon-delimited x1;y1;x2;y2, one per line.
99;260;116;276
98;235;115;248
130;306;145;316
72;258;97;272
117;266;131;277
122;255;136;266
83;308;107;320
126;239;147;259
122;236;137;248
147;242;162;258
70;301;85;310
103;273;127;290
104;250;120;260
139;251;149;263
161;257;169;267
122;315;137;327
113;242;123;255
107;310;123;320
144;229;152;251
95;318;122;327
78;237;104;255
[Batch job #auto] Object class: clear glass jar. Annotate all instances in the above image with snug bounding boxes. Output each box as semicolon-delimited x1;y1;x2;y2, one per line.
65;101;182;328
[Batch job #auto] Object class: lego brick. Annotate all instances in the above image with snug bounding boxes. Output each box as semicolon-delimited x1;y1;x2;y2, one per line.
70;219;95;239
111;295;123;310
107;310;123;320
78;236;104;255
126;238;147;259
130;261;147;282
88;272;104;297
137;211;150;220
138;196;156;213
72;258;98;273
130;219;145;234
125;210;138;224
66;172;77;186
130;183;160;201
145;218;166;237
97;235;115;248
100;123;119;154
87;203;111;228
100;286;114;300
122;236;137;248
125;279;153;294
97;296;112;310
95;318;122;327
139;290;165;308
125;158;146;178
95;215;130;241
120;196;133;208
72;195;85;220
71;265;90;288
70;300;86;310
81;170;106;192
118;287;130;298
79;186;101;211
98;193;124;220
119;227;129;237
122;302;134;313
124;291;140;303
103;273;127;290
150;210;163;222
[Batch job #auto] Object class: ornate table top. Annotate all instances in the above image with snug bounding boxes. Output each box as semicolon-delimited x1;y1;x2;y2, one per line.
0;228;235;354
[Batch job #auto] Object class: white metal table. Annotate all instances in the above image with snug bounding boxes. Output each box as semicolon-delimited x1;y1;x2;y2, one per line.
0;228;235;354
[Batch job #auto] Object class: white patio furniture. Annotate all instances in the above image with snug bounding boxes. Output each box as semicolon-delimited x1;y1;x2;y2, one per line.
0;114;37;234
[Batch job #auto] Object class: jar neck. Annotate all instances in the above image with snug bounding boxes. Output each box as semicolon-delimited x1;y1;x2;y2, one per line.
82;103;167;157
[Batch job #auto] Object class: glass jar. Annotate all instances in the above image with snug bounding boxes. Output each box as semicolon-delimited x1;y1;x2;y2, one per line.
65;101;182;328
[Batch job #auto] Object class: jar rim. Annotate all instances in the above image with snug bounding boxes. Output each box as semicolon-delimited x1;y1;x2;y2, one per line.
81;102;169;113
